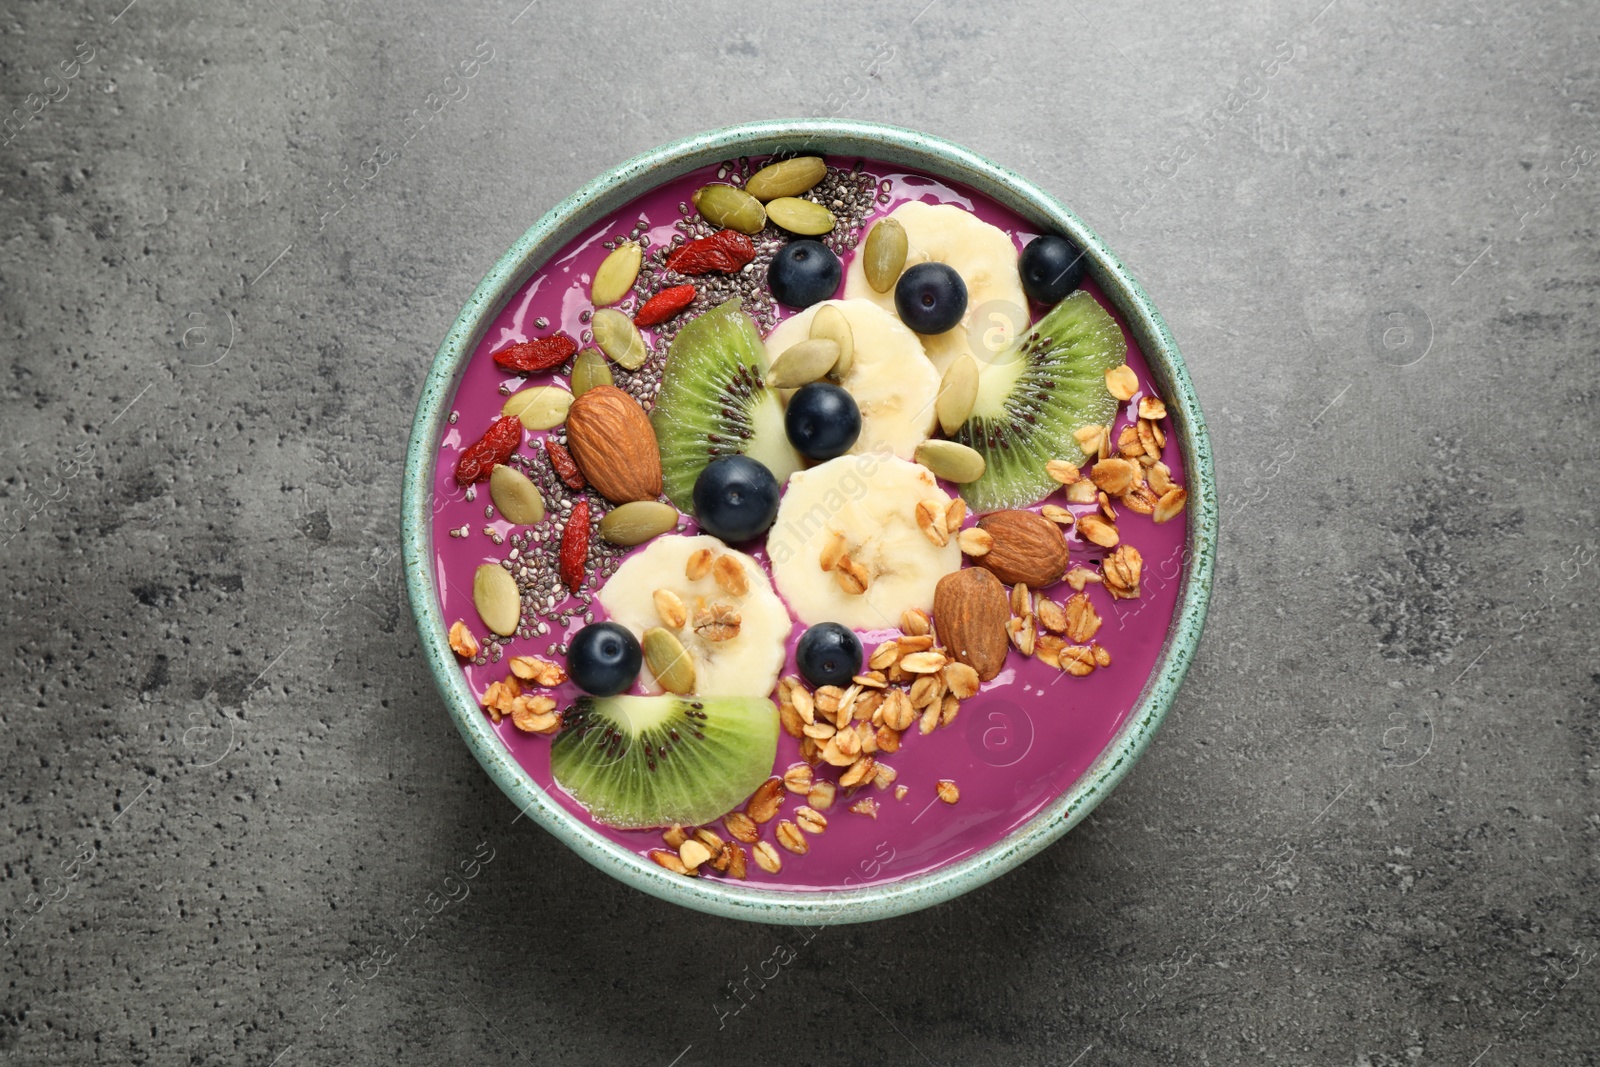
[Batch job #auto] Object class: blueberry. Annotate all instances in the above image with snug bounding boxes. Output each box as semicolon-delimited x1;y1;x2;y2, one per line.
567;622;641;697
767;240;842;309
692;455;780;543
795;622;862;689
784;382;861;461
894;262;968;334
1019;234;1087;304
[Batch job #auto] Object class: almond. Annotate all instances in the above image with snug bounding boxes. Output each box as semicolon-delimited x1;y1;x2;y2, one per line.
932;567;1011;682
563;385;662;503
974;510;1069;587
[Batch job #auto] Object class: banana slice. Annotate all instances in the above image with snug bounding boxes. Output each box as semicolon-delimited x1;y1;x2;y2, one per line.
765;299;940;460
598;535;791;698
841;202;1028;377
768;453;962;630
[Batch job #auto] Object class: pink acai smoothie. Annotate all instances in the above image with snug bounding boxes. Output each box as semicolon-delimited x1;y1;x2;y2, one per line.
431;155;1188;891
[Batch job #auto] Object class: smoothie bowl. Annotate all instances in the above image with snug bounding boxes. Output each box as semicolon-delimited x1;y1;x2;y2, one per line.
402;120;1215;924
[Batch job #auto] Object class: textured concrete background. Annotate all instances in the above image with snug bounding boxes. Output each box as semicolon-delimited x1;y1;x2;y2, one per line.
2;0;1596;1063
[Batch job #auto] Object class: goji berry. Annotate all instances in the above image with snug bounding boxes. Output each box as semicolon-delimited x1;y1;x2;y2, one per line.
493;333;578;375
559;498;590;592
665;231;756;275
545;438;587;491
454;415;522;487
634;284;697;327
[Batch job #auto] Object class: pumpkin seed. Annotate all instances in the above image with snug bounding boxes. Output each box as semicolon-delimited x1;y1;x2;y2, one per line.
569;347;613;397
501;385;573;429
766;339;840;389
599;500;679;545
473;564;521;636
914;439;987;483
489;465;545;525
642;626;696;694
809;305;854;380
744;156;826;201
765;197;835;236
591;240;642;306
591;309;649;370
935;353;979;434
863;217;908;293
692;184;767;234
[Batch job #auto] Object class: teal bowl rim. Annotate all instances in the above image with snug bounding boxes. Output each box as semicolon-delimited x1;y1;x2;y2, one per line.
402;118;1216;924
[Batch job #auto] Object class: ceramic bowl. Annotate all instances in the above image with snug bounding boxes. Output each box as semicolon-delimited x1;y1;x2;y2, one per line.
402;119;1216;924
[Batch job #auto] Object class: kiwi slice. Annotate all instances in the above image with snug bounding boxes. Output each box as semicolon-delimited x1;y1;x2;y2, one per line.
550;694;778;830
951;291;1125;512
651;300;803;511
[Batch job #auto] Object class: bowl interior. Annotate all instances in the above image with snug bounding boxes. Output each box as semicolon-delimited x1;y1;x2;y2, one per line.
402;119;1216;924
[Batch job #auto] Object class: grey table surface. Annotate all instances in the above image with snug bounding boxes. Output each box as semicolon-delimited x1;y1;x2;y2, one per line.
3;0;1597;1063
